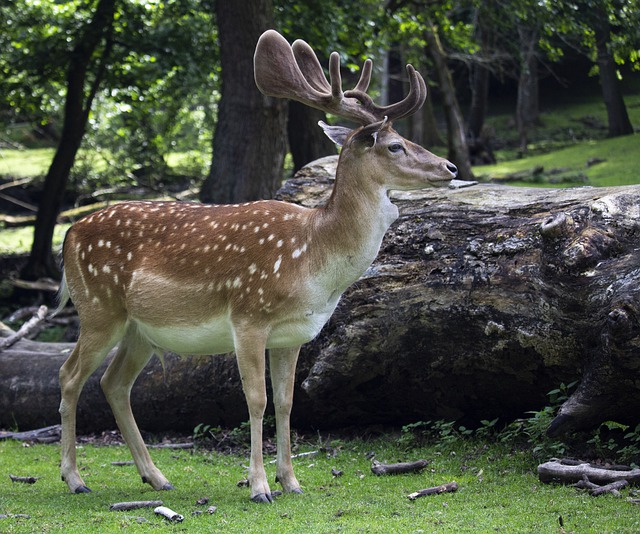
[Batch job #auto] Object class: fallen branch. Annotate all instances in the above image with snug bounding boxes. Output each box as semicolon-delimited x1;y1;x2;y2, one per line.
538;459;640;485
9;474;38;484
110;501;163;511
371;459;429;476
408;481;459;500
0;305;48;352
154;506;184;522
0;424;61;443
573;475;628;496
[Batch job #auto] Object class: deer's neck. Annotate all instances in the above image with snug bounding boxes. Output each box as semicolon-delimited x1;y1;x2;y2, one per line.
309;164;398;289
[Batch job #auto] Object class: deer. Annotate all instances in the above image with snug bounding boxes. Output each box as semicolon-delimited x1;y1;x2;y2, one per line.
55;29;458;503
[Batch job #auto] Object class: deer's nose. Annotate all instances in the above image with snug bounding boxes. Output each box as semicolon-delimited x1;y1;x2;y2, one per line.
446;162;458;177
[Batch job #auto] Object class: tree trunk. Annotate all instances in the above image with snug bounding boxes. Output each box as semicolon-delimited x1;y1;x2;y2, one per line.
20;0;116;280
593;9;634;138
287;102;336;173
422;22;474;182
516;24;539;154
420;82;445;148
3;158;640;436
199;0;287;204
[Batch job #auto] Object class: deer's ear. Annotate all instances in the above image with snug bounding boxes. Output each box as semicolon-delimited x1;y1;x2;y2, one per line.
318;121;352;147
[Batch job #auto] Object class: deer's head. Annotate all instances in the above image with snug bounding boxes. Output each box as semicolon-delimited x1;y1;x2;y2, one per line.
254;30;457;190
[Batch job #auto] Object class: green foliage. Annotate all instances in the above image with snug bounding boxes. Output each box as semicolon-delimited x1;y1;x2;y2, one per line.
193;417;276;450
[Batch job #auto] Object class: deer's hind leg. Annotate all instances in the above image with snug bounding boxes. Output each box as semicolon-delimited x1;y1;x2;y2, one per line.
100;323;173;490
60;323;125;493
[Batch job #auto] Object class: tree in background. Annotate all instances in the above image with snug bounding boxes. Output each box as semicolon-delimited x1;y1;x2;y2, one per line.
387;0;476;181
19;0;117;279
199;0;287;203
545;0;637;137
0;0;215;279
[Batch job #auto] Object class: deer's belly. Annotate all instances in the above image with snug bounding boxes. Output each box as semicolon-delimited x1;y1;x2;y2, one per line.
134;308;333;355
135;316;236;355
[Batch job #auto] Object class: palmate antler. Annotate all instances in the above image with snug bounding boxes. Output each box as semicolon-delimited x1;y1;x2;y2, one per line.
254;30;427;125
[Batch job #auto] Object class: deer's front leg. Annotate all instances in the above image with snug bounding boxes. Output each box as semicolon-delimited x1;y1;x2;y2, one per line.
234;326;272;503
270;346;303;494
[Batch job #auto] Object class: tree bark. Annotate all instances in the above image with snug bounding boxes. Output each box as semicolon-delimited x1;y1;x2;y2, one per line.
200;0;287;204
422;22;475;182
287;102;336;173
2;158;640;435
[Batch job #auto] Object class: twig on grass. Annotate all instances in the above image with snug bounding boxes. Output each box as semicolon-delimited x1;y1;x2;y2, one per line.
154;506;184;522
9;474;39;484
408;481;459;500
573;475;628;497
110;501;163;511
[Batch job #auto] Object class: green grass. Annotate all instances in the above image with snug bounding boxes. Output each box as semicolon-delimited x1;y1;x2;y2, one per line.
474;133;640;187
0;148;53;178
1;436;639;533
0;223;69;256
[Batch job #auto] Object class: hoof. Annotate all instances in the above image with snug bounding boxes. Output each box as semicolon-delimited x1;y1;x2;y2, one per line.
161;483;175;491
291;488;304;495
74;485;92;494
251;492;274;504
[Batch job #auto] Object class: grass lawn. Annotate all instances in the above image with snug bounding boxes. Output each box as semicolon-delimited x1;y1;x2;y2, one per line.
1;436;639;533
474;134;640;187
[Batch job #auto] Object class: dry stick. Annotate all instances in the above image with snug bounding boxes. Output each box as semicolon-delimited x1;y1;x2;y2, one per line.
408;481;459;500
154;506;184;522
110;501;164;511
0;305;48;352
573;475;629;496
371;459;429;476
9;474;38;484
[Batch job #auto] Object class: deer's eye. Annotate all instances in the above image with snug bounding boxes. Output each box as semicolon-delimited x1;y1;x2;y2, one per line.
388;143;404;154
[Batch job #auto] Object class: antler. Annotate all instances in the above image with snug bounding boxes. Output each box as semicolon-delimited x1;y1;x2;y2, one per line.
254;30;427;125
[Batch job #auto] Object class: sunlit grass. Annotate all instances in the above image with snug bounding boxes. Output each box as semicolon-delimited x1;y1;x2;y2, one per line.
474;134;640;187
1;436;639;533
0;223;69;255
0;148;53;178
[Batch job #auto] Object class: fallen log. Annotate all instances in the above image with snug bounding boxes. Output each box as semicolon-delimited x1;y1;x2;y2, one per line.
1;156;640;434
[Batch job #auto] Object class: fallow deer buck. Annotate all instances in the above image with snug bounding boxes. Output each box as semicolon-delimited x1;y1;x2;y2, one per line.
55;29;457;503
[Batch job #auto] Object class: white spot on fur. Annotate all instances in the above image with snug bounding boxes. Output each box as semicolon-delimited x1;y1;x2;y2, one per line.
292;243;308;258
273;255;282;274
